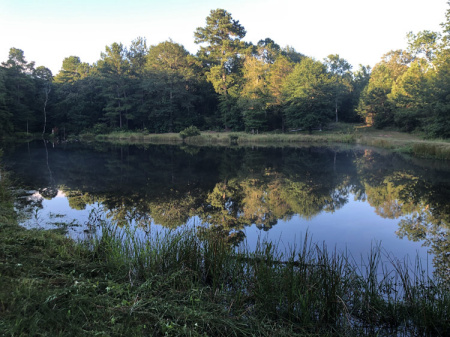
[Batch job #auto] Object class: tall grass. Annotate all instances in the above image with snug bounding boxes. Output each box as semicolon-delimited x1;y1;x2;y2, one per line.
90;129;450;160
0;161;16;224
89;219;450;336
412;143;450;160
2;211;449;335
95;130;358;146
95;131;182;143
360;138;395;149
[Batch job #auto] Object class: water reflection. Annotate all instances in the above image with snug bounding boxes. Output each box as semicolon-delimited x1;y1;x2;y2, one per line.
2;141;449;281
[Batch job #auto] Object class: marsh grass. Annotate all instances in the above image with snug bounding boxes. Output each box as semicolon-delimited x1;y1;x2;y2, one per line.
60;218;450;336
2;213;449;336
357;138;450;160
411;142;450;160
355;127;450;159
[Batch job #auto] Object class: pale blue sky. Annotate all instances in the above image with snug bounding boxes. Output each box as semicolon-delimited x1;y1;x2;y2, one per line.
0;0;448;74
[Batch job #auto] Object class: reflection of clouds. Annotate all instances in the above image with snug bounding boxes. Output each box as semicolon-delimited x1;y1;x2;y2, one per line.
28;191;43;202
28;189;66;200
56;190;66;198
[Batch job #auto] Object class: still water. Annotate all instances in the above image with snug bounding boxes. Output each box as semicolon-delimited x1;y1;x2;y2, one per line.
2;140;449;279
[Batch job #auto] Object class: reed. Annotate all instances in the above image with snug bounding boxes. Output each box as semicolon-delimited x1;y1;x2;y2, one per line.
2;216;449;336
86;219;450;336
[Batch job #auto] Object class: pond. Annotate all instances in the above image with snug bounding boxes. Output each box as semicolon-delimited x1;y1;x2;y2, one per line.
2;140;449;280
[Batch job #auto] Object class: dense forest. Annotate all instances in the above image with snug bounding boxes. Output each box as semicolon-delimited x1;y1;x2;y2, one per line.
1;5;450;138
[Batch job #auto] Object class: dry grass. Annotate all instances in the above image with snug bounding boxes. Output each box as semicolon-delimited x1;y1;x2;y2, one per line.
92;124;450;160
355;127;450;159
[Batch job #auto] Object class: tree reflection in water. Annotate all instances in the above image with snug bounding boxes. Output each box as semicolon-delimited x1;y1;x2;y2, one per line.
3;141;449;282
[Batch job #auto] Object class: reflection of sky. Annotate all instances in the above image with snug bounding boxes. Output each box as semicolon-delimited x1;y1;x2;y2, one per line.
243;194;432;274
21;190;101;240
22;189;432;275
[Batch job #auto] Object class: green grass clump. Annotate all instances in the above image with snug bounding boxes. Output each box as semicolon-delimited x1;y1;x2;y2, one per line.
363;138;395;149
2;215;449;336
412;143;450;160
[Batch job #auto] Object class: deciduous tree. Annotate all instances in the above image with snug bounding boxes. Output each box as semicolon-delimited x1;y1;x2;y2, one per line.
323;54;353;123
283;58;334;132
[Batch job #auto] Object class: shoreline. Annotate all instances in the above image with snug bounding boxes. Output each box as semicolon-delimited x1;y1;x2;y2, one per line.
86;125;450;160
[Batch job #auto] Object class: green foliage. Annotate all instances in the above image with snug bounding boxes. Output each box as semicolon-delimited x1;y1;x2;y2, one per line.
355;13;450;138
407;30;441;64
357;51;411;128
53;56;90;83
194;9;248;128
283;58;334;132
1;4;450;138
0;67;13;135
127;36;148;75
0;164;16;223
218;95;243;130
179;125;201;139
92;122;110;134
238;56;270;131
143;41;200;132
423;50;450;138
324;54;353;122
1;48;40;134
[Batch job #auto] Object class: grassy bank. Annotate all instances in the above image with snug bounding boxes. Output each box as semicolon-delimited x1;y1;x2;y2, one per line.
355;127;450;160
1;224;449;336
90;124;450;160
1;191;449;335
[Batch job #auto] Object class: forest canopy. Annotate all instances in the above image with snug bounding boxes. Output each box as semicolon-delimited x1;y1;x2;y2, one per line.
1;4;450;138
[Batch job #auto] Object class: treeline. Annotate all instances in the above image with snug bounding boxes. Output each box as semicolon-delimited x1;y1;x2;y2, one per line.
0;6;449;138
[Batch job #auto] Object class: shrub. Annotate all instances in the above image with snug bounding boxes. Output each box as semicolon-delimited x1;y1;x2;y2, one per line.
92;123;110;134
179;126;201;140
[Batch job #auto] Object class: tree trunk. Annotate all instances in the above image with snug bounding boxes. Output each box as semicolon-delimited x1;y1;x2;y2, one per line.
42;85;51;138
335;98;338;123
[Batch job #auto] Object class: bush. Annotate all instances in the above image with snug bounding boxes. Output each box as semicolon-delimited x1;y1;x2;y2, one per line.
92;123;110;135
179;126;201;140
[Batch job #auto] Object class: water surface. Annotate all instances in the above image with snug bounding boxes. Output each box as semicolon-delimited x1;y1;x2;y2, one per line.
3;140;449;279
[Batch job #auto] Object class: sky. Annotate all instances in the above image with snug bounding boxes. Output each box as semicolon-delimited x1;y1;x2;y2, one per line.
0;0;448;75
